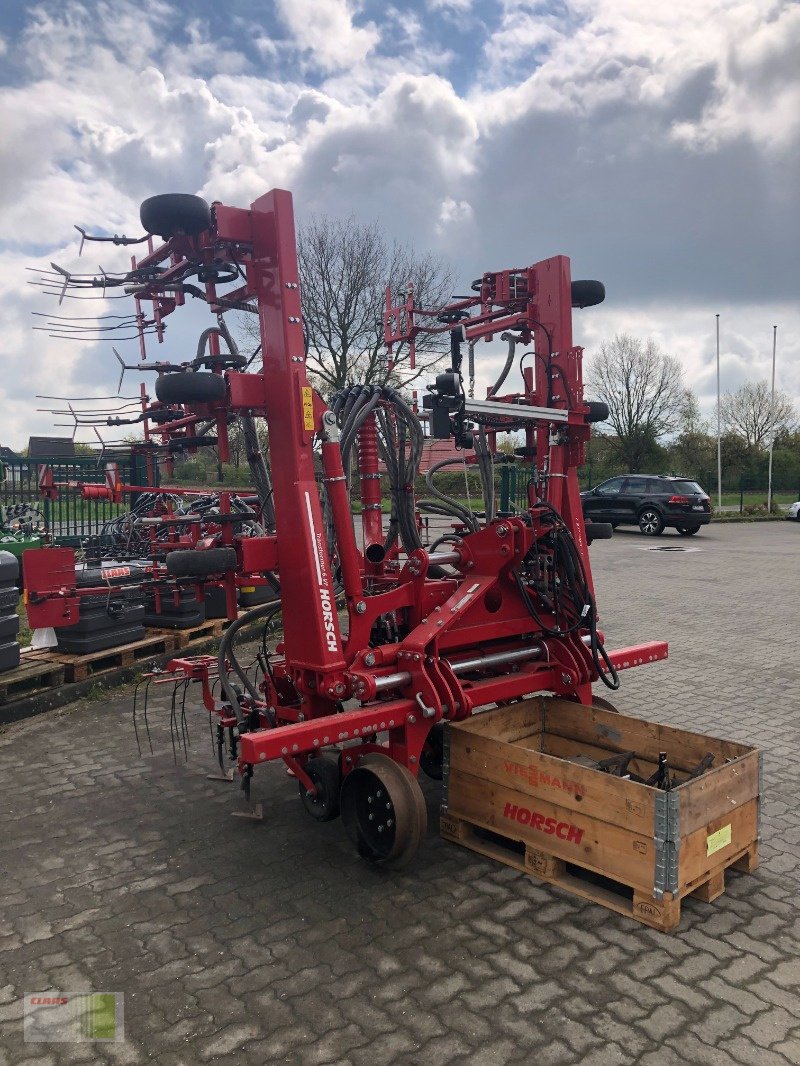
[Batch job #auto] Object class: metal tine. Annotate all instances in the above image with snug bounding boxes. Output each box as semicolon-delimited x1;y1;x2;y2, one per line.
179;679;190;758
33;321;150;334
132;676;149;756
141;679;155;756
32;312;140;322
27;286;133;300
168;681;180;765
45;331;158;341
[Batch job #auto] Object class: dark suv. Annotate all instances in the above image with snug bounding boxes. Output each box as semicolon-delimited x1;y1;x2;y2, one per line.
581;475;712;536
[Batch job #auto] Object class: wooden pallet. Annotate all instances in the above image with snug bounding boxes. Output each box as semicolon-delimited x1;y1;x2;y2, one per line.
442;697;761;933
0;656;66;704
441;810;758;933
147;618;226;650
42;632;179;683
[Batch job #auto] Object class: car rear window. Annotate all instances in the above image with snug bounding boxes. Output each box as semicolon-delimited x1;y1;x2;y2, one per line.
672;481;704;495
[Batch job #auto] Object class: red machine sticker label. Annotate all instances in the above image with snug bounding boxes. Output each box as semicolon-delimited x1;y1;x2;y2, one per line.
502;802;584;845
101;567;130;580
503;760;584;799
304;490;338;654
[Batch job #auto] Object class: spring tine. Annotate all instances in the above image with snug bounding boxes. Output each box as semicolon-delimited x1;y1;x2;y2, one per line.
142;679;154;755
132;676;145;756
169;683;179;765
179;680;190;759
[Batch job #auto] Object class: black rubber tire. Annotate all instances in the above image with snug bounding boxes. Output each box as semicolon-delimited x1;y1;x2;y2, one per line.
165;547;237;578
585;522;613;541
676;526;701;536
155;372;226;406
585;401;610;423
571;280;605;308
638;508;664;536
299;756;341;822
140;193;212;238
420;723;444;781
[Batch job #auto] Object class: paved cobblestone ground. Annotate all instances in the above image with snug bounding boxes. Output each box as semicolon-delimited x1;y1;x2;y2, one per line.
0;521;798;1065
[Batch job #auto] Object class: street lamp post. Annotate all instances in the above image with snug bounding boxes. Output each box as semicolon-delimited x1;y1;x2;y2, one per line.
767;325;777;513
721;313;725;509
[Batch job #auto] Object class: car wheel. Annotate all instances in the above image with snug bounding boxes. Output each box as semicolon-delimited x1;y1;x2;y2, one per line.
638;509;664;536
676;525;700;536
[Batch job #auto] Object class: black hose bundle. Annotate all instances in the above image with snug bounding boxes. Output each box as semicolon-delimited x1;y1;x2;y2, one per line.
516;502;619;690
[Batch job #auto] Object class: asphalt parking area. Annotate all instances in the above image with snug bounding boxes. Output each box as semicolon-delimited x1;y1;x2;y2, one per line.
0;521;798;1065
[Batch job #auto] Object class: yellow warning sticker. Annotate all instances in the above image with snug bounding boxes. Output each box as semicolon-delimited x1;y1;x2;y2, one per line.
301;386;315;431
707;824;732;857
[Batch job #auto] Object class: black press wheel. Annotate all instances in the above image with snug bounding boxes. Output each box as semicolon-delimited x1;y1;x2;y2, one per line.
298;755;341;822
420;723;444;781
592;695;620;713
638;508;664;536
140;193;212;238
165;546;237;578
340;753;427;868
676;525;700;536
155;372;227;406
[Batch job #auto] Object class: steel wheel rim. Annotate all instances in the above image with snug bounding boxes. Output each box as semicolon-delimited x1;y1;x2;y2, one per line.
341;754;427;867
641;511;659;534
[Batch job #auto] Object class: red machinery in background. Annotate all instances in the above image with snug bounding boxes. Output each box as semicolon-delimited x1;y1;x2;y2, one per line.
24;188;667;865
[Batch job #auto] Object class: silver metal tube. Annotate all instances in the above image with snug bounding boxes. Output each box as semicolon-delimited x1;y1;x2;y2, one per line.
371;634;594;694
427;551;462;566
373;671;413;693
449;644;544;675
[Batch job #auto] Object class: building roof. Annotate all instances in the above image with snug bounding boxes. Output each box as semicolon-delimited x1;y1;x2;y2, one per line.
0;447;22;463
27;436;76;458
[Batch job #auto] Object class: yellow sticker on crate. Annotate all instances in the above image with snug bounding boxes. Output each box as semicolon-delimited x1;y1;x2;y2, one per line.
301;386;315;431
707;824;732;857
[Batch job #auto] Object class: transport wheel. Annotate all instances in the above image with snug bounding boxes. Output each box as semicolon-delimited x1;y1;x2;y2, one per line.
299;756;341;822
420;723;444;781
676;525;700;536
571;280;605;308
585;521;613;540
638;508;664;536
592;695;620;713
140;193;212;238
584;400;610;423
155;372;227;406
165;546;237;577
340;753;427;868
567;695;620;713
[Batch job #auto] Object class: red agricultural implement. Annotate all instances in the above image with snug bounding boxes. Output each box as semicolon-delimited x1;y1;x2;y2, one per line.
24;188;667;864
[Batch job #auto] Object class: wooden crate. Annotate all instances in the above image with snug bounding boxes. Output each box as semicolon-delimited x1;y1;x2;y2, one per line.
441;697;761;932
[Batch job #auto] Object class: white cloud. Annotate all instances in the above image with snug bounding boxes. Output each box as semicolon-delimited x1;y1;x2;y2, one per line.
274;0;379;72
0;0;797;449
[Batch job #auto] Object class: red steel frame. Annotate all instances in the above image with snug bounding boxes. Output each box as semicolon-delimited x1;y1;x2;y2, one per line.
24;188;667;785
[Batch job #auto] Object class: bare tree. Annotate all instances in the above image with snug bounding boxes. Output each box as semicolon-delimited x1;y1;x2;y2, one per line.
587;334;685;472
240;215;455;393
718;380;796;450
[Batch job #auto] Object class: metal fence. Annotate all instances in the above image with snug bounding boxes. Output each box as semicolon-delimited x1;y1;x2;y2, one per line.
1;454;140;546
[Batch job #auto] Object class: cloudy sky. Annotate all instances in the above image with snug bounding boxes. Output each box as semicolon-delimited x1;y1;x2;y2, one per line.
0;0;798;448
